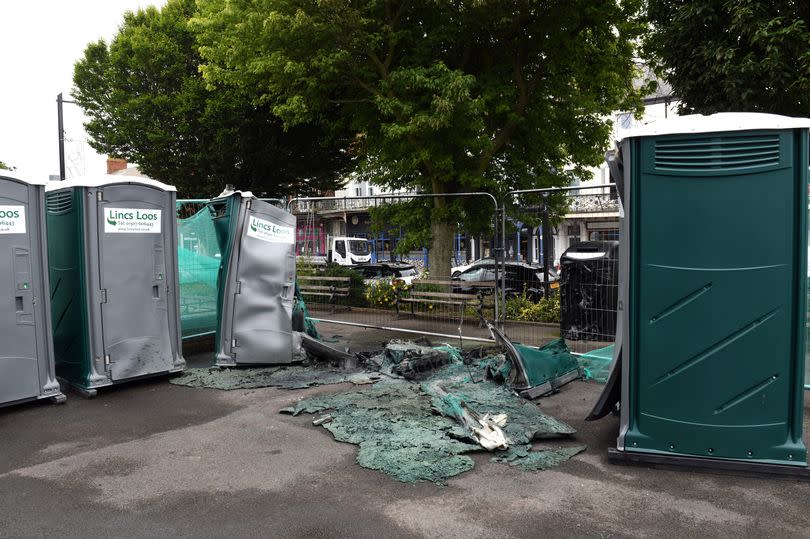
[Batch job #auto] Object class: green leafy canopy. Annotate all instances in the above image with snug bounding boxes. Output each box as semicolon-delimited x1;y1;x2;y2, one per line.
72;0;350;197
193;0;646;274
644;0;810;116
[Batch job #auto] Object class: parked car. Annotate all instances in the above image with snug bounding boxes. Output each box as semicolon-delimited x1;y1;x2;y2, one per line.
452;261;559;300
451;257;494;277
353;263;419;285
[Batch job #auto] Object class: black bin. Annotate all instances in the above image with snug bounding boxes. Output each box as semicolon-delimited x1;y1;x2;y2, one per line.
560;240;619;342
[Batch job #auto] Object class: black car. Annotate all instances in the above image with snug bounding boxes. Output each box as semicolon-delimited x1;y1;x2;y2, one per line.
452;261;559;300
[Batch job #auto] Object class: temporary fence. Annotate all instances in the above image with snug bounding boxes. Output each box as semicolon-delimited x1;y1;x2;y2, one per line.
288;193;501;345
175;187;810;390
500;185;619;355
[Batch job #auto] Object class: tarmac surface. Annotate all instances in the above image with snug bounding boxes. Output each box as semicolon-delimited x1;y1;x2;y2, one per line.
1;329;810;538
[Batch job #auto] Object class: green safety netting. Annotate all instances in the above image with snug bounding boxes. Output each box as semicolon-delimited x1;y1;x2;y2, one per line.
177;203;221;338
577;344;614;384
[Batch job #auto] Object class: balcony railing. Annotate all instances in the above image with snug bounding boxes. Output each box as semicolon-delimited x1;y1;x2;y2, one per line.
291;192;619;217
565;193;620;216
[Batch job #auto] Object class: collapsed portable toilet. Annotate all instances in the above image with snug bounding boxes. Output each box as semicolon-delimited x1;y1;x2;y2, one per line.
591;113;810;473
45;175;185;395
208;190;296;365
0;172;64;406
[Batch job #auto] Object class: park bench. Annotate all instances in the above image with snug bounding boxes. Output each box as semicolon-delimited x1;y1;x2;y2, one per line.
395;279;496;320
298;275;351;313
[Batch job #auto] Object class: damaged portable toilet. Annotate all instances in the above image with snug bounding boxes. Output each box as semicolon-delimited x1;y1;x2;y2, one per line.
208;189;296;365
592;113;810;473
0;171;64;406
45;175;185;395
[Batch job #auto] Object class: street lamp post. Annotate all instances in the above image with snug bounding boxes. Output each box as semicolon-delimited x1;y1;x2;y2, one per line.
56;93;76;180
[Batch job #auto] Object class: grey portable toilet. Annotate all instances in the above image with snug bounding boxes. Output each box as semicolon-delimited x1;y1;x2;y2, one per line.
45;175;185;395
0;171;64;406
208;190;296;365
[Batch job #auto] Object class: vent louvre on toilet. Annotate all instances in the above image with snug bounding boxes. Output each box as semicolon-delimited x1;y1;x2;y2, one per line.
655;134;780;171
45;191;73;214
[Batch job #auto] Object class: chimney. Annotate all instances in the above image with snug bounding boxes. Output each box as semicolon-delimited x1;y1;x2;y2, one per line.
106;158;127;175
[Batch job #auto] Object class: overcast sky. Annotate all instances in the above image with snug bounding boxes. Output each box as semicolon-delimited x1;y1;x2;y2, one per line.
0;0;166;182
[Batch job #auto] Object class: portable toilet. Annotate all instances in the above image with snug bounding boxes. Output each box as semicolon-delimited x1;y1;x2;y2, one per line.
0;172;64;406
596;113;810;471
208;190;296;365
45;175;185;395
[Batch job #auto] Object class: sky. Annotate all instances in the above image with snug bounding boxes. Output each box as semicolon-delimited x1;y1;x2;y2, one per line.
0;0;166;182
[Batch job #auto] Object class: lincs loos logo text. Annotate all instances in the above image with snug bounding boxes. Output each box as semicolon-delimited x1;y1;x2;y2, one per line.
106;209;158;226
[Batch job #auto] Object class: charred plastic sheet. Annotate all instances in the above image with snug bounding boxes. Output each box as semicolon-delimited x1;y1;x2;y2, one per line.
282;362;583;485
170;364;377;390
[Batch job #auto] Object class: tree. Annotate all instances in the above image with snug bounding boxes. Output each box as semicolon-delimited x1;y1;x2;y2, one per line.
72;0;350;197
644;0;810;116
193;0;645;276
0;160;14;171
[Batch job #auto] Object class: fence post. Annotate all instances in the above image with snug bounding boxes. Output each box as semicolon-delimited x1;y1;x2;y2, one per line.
542;192;551;298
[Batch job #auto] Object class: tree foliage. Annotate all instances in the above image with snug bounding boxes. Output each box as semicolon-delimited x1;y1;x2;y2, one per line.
0;160;14;171
644;0;810;116
72;0;349;197
193;0;645;274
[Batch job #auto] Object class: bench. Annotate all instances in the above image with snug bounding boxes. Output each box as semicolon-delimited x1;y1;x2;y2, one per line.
395;279;496;320
298;276;351;313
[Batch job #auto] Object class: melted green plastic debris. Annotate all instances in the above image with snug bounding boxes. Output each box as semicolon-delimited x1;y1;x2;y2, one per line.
170;365;377;390
491;445;587;470
285;383;478;484
513;338;580;389
282;364;580;484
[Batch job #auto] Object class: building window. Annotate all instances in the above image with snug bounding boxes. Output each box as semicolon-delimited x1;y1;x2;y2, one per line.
355;187;363;197
567;225;581;246
368;186;374;196
590;229;619;241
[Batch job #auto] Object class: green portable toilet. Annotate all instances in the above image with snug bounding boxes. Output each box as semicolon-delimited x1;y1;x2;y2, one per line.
596;113;810;471
45;175;185;395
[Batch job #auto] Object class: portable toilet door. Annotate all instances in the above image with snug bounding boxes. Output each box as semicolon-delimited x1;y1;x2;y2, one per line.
209;191;296;365
0;172;64;406
602;113;810;470
46;175;184;394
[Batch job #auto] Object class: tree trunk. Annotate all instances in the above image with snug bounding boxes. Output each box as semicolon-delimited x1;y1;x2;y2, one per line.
429;179;453;278
430;219;454;278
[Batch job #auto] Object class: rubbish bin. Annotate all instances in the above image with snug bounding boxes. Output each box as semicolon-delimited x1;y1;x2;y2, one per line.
208;190;296;365
599;113;810;470
45;175;185;395
559;240;619;342
0;172;64;406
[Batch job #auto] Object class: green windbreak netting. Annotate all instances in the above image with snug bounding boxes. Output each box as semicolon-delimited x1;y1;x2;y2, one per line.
177;202;221;338
577;344;614;384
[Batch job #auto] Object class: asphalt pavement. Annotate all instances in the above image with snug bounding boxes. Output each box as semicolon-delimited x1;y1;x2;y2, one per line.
1;342;810;538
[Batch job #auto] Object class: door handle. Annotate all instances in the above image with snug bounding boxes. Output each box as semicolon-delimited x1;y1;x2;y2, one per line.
152;285;160;299
15;295;23;312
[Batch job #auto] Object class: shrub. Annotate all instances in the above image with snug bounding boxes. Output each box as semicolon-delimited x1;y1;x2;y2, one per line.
365;279;410;309
505;291;560;323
